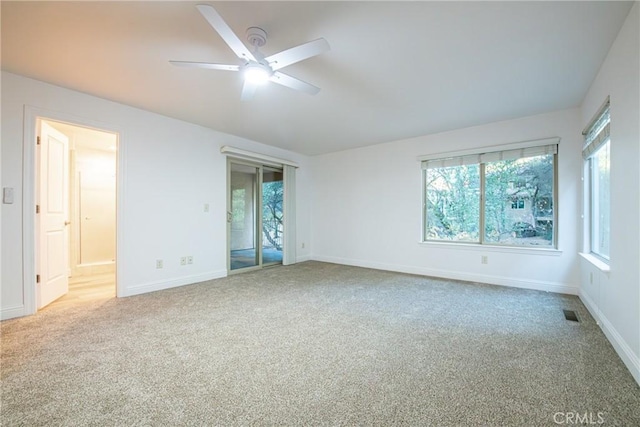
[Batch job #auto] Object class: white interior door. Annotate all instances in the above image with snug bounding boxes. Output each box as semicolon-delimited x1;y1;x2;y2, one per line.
38;121;70;308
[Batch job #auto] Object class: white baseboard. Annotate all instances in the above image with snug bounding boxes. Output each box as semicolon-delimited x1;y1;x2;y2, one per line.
121;270;228;297
73;261;116;276
295;255;312;263
311;255;579;295
580;290;640;386
1;305;28;321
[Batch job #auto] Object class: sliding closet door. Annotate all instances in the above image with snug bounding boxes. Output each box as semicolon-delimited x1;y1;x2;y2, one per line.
229;163;259;270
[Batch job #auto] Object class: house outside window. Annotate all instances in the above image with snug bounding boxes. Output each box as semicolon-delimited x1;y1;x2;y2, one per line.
422;139;558;248
583;100;610;261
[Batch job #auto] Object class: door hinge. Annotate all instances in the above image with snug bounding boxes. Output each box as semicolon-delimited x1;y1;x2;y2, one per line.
36;274;40;284
37;136;41;145
36;204;40;214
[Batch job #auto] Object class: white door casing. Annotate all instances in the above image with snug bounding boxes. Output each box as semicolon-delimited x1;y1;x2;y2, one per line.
37;121;70;308
13;106;122;319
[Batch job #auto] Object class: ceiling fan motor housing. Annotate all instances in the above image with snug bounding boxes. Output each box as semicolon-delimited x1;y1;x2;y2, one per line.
246;27;267;48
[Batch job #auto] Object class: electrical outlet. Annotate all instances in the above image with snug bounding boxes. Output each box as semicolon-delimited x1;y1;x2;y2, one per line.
301;242;305;249
204;203;210;213
156;259;163;269
481;255;488;265
180;257;187;266
187;256;193;264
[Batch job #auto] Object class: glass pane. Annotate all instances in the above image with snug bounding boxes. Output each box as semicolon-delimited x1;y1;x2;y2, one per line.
425;165;480;242
484;154;554;246
230;163;258;270
262;169;283;265
591;141;610;259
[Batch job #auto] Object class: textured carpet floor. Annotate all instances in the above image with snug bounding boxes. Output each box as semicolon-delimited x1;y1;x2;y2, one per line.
2;261;639;426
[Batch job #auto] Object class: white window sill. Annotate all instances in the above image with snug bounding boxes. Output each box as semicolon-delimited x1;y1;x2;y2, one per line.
579;252;610;274
419;240;562;256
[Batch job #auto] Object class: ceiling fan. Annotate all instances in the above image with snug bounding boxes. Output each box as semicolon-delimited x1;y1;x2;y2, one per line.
170;4;330;100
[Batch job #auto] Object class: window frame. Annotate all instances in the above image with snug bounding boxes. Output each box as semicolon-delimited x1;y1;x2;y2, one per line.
582;99;611;263
420;138;559;249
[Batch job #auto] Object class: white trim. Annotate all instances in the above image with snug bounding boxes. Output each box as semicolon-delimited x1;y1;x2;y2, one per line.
74;262;116;276
579;252;610;274
312;255;578;295
220;145;298;168
417;136;560;162
22;105;125;316
226;158;231;272
283;165;297;265
296;255;312;263
580;290;640;386
121;270;227;297
23;107;38;315
1;305;28;321
420;240;562;256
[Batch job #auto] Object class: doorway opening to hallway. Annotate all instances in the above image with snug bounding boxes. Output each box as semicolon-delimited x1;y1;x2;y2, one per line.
36;119;118;309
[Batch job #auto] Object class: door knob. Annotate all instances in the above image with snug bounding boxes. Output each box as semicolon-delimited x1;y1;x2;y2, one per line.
64;221;71;226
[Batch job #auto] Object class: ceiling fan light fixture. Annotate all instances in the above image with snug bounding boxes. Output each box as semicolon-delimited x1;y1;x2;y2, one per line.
243;63;271;85
171;5;330;99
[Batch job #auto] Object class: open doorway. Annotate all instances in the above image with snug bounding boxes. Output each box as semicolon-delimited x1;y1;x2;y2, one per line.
37;119;117;309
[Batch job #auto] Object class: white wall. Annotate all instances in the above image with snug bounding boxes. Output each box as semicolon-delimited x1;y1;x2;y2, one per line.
1;71;312;319
75;146;116;266
311;107;582;294
579;3;639;385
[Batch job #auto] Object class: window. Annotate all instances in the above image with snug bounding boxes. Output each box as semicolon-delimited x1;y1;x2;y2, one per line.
422;141;557;247
511;199;525;209
231;188;247;230
425;164;480;242
583;100;610;260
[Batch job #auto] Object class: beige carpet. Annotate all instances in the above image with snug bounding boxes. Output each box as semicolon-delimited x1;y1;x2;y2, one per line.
2;261;639;426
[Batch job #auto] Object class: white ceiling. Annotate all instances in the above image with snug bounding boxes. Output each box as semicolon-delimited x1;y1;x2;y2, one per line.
1;1;633;155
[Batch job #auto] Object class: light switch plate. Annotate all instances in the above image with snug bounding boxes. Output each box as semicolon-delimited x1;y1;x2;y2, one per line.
3;187;14;204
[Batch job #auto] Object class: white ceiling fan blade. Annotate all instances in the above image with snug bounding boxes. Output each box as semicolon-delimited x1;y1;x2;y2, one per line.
241;80;259;101
265;38;330;71
169;61;239;71
270;71;321;95
196;4;256;62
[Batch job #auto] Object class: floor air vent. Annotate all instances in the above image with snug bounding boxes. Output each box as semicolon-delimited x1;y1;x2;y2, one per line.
563;309;579;322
